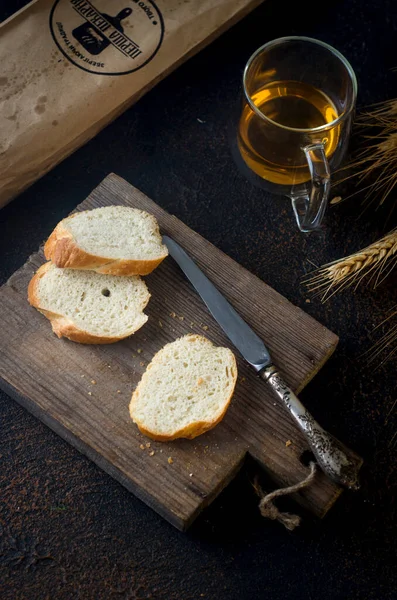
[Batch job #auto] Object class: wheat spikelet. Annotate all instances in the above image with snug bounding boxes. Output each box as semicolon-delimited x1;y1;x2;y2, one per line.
305;228;397;301
335;99;397;212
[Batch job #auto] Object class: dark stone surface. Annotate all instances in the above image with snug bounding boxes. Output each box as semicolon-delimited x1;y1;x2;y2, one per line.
0;1;396;599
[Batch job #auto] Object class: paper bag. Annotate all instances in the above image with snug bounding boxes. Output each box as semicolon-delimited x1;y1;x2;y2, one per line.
0;0;262;207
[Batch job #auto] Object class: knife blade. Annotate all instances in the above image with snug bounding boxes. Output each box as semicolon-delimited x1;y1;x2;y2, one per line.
163;235;271;371
163;235;361;490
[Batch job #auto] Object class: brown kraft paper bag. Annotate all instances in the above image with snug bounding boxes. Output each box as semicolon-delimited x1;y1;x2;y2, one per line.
0;0;263;207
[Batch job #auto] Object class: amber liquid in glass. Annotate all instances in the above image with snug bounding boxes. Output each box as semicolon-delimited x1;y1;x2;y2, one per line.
238;80;339;186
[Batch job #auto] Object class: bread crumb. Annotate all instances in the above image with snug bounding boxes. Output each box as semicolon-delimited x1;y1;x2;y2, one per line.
285;440;292;447
80;374;85;378
178;316;184;321
190;322;195;327
197;377;204;386
139;444;145;450
137;349;142;354
117;390;121;394
146;442;151;448
189;473;193;477
202;325;209;331
149;450;155;457
88;391;92;396
240;376;246;383
91;379;96;385
168;457;174;464
170;311;176;318
159;320;163;328
132;353;136;358
108;365;111;368
140;361;145;367
305;299;311;304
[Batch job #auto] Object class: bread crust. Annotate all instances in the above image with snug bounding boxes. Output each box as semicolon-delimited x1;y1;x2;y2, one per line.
129;335;238;441
44;212;168;276
28;262;149;344
132;406;232;442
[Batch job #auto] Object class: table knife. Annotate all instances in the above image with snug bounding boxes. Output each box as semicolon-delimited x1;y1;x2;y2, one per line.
163;236;361;490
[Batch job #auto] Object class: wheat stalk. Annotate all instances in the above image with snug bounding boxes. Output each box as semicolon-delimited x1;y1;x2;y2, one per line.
367;307;397;366
305;228;397;300
335;99;397;213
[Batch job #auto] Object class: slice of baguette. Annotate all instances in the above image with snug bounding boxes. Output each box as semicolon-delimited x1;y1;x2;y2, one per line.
130;335;238;441
44;206;168;276
28;262;150;344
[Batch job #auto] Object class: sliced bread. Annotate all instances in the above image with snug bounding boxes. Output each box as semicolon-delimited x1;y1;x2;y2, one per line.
129;335;237;441
28;262;150;344
44;206;168;276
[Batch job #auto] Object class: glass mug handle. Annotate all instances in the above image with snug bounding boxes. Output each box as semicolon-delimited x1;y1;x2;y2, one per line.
290;142;331;233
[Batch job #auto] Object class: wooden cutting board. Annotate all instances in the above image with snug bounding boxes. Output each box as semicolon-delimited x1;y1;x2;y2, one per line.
0;174;358;530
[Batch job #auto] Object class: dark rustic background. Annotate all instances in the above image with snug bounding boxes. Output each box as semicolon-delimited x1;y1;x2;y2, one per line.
1;1;396;599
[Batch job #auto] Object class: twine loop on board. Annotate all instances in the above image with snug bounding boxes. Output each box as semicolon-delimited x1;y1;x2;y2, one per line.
253;462;318;531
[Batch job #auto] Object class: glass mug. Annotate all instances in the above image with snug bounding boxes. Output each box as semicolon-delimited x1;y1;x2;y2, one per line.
236;37;357;232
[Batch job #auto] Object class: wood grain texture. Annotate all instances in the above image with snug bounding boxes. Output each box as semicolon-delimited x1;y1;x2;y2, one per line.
0;174;359;530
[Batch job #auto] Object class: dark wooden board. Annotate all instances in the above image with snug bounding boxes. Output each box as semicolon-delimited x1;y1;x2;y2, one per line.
0;174;358;530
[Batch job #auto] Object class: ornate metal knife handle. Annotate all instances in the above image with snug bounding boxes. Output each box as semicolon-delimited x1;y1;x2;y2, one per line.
261;365;361;490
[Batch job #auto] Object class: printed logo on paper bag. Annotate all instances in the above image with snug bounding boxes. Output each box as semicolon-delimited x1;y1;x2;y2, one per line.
50;0;164;75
